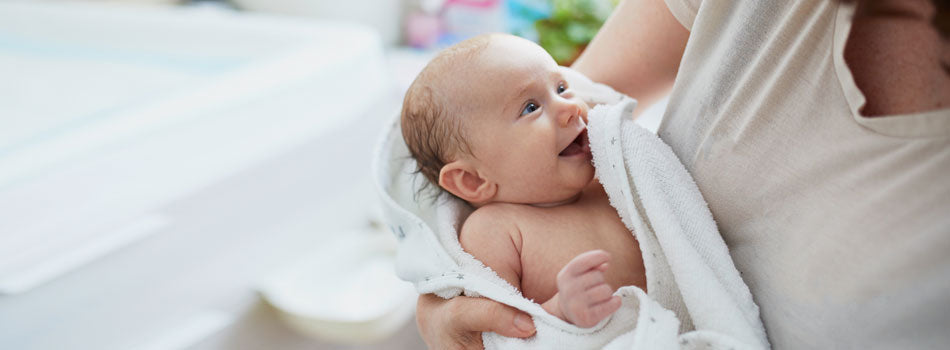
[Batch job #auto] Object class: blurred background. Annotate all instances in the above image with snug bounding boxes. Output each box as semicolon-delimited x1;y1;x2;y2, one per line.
0;0;664;349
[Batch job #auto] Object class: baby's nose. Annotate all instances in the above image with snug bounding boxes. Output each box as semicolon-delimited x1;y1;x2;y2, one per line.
558;100;583;126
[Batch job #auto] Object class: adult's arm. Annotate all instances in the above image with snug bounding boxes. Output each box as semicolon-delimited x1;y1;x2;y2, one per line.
571;0;690;117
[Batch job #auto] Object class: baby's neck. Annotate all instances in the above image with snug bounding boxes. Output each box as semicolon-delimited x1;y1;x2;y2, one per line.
528;178;602;208
528;192;583;208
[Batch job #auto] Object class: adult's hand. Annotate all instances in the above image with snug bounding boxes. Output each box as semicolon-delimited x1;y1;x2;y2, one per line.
416;293;536;350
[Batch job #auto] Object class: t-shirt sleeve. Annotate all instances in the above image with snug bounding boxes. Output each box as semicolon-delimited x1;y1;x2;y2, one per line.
663;0;701;31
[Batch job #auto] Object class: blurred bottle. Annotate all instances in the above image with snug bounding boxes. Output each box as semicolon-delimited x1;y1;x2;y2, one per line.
439;0;506;46
406;0;443;48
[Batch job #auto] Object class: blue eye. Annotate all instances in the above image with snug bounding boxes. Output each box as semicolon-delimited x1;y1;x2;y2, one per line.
557;82;567;94
520;102;539;116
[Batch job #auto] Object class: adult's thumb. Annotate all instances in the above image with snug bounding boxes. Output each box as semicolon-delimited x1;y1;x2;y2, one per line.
454;296;537;338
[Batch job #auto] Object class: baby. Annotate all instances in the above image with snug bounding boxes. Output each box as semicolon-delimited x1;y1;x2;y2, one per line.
401;33;646;328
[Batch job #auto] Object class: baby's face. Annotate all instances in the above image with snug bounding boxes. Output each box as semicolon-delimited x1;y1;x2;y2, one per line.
451;35;593;205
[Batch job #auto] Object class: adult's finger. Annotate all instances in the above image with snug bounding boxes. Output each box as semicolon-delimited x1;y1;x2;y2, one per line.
451;296;537;338
418;294;485;350
417;294;535;350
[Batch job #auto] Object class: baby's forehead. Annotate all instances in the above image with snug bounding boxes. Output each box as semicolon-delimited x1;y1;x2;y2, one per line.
442;40;556;95
476;38;555;75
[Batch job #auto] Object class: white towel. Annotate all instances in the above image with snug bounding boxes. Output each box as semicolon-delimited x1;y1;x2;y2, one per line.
373;97;770;349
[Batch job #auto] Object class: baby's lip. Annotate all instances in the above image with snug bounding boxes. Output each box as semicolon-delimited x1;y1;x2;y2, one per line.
559;128;590;157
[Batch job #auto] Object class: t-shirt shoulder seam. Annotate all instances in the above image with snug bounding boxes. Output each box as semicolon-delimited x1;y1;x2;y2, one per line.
664;0;700;31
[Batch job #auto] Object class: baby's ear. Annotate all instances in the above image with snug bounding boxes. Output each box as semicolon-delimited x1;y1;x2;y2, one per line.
439;161;495;204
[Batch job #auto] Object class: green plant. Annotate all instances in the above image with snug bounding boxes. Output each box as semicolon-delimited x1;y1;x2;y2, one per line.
535;0;616;65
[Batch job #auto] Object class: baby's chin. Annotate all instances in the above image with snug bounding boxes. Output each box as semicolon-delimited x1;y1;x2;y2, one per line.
490;167;595;207
526;176;595;207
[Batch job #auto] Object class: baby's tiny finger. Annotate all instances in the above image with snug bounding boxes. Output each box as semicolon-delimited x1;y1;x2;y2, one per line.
565;270;606;291
590;296;622;320
562;250;611;277
585;284;614;304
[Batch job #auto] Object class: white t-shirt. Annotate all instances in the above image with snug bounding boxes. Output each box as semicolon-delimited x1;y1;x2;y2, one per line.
660;0;950;348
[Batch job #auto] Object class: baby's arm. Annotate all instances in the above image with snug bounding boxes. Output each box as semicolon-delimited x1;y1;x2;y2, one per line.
542;250;622;328
460;208;621;328
458;207;525;292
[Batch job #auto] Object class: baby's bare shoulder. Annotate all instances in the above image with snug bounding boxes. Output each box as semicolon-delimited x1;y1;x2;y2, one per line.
461;203;568;247
462;203;549;235
462;203;523;238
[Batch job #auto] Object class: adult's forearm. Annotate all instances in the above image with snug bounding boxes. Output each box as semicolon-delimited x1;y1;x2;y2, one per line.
572;0;690;116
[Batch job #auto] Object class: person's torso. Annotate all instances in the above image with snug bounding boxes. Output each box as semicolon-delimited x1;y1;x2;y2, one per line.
660;0;950;348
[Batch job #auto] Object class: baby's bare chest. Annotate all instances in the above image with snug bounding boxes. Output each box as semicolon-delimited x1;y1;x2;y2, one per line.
516;205;645;302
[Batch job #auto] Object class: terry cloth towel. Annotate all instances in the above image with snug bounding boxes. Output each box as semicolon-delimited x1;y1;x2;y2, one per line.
372;98;770;349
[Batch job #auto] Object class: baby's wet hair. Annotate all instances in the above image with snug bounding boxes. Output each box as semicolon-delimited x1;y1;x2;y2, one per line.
400;35;492;198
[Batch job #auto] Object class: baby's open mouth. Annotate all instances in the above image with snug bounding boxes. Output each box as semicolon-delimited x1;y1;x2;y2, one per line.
559;129;590;157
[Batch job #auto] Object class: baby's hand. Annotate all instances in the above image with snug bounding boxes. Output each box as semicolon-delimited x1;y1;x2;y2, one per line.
556;250;622;328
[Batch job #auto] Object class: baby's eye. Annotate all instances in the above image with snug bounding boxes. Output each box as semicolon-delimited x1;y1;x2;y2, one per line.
521;102;539;116
557;82;567;94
